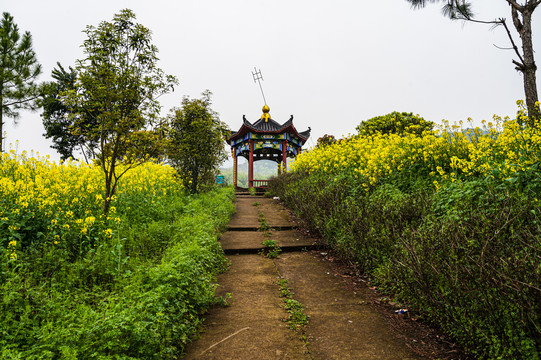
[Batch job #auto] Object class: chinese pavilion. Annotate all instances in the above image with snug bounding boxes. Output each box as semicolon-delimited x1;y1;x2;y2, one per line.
227;105;311;189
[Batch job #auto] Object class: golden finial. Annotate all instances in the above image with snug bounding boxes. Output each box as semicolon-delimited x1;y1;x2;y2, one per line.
261;104;271;122
253;68;270;121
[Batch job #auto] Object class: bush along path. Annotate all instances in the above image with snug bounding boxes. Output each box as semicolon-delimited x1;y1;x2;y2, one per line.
183;194;438;359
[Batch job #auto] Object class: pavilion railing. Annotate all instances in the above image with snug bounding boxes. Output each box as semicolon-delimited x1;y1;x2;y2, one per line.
252;179;269;188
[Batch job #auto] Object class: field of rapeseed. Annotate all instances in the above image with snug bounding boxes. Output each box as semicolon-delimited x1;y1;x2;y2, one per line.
292;103;541;193
0;153;235;359
270;102;541;359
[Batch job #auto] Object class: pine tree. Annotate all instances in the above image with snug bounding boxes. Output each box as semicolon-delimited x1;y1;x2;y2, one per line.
0;12;42;152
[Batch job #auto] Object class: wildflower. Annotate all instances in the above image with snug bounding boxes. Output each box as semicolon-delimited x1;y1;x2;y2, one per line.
7;240;17;260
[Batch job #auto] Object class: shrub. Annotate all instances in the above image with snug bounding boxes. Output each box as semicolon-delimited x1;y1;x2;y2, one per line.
379;181;541;359
270;106;541;358
356;111;434;137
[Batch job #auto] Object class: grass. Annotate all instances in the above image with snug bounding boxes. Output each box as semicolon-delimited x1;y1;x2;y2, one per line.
261;238;281;259
276;278;310;330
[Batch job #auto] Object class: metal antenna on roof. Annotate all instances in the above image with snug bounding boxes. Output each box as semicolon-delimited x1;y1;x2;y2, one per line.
252;67;267;105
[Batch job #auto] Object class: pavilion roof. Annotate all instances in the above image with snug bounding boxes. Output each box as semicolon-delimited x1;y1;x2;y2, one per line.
227;105;310;144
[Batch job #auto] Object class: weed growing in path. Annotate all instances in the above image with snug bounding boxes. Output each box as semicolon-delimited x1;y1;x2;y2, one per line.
258;211;269;231
261;238;282;259
257;211;281;258
277;278;310;330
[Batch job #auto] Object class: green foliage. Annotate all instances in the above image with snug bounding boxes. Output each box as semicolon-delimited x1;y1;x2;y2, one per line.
379;181;541;359
64;9;177;213
316;134;336;147
407;0;474;20
0;12;42;152
356;111;434;137
0;186;235;359
167;90;228;194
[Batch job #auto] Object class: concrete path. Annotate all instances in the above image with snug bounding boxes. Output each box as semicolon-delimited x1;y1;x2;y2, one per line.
182;195;425;359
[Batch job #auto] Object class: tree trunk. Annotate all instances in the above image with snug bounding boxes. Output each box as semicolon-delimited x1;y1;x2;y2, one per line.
102;159;116;214
523;64;539;125
103;175;112;214
191;169;198;194
517;5;540;124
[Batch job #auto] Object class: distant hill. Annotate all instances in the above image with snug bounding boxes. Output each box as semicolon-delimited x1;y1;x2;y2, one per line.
220;160;280;187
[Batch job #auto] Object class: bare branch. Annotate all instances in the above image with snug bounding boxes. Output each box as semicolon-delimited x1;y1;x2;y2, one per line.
513;59;526;71
500;18;526;67
493;44;515;50
463;18;503;25
4;95;39;107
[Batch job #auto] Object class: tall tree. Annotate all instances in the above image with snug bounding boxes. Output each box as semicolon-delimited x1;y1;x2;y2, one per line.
0;12;42;152
406;0;540;123
63;9;177;214
167;90;229;194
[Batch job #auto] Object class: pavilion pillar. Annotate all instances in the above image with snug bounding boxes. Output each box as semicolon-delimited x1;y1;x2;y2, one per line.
232;149;238;188
282;140;287;172
248;139;254;188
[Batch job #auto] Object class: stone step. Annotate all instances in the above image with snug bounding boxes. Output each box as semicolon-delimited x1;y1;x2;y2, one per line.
227;225;297;231
220;229;317;254
222;244;319;255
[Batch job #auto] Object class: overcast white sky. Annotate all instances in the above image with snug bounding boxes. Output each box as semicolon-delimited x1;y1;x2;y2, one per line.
2;0;539;160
